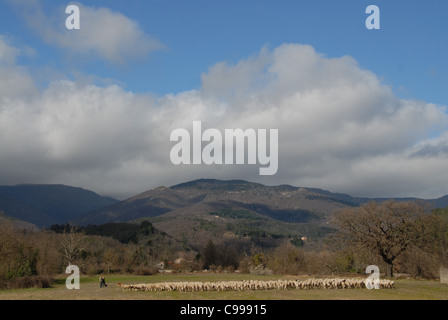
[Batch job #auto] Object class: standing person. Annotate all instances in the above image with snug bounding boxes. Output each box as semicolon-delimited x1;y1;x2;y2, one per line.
99;275;107;288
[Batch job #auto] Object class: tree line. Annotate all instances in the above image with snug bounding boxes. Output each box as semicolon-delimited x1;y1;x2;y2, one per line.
1;200;447;289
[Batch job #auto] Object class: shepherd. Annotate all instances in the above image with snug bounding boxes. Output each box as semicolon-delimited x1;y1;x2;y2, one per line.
99;275;108;288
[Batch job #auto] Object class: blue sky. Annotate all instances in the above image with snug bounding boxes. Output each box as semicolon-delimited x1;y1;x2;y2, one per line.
1;1;446;104
0;0;447;199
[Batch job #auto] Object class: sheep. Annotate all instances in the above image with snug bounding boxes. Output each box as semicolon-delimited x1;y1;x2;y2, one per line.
119;277;395;292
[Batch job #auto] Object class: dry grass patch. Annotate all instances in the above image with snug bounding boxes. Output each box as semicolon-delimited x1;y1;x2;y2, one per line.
0;274;447;300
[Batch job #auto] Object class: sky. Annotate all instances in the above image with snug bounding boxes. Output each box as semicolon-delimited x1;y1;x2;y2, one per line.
0;0;447;200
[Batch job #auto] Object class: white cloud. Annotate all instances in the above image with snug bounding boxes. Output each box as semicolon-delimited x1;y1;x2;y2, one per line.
0;36;447;199
57;4;164;63
8;0;164;64
0;35;20;64
0;35;37;101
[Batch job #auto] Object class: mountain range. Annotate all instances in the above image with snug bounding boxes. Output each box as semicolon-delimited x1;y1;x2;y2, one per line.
0;184;117;227
1;179;447;249
79;179;448;224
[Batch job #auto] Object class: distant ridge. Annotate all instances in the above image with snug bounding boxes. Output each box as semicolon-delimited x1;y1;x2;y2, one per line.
1;179;447;230
76;179;448;249
70;179;448;227
0;184;118;227
171;179;264;190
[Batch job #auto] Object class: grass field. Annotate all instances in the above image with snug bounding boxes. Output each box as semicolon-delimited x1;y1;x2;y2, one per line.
0;273;447;300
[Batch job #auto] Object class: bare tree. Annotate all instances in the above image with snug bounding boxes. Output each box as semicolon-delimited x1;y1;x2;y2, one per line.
102;248;117;274
331;200;435;277
61;225;85;266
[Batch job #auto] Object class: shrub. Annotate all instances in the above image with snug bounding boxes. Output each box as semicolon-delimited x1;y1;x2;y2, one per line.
7;275;53;289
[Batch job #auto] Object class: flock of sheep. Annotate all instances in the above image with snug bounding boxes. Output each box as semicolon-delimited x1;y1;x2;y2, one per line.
118;278;394;292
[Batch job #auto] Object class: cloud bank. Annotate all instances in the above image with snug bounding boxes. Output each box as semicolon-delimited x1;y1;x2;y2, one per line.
7;1;164;64
0;37;447;199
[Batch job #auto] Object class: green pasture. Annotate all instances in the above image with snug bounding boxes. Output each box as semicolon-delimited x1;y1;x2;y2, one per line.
0;273;447;300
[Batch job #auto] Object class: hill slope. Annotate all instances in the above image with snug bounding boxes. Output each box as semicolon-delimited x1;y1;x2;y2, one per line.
80;179;353;226
79;179;448;250
0;184;118;227
4;179;447;251
79;179;361;249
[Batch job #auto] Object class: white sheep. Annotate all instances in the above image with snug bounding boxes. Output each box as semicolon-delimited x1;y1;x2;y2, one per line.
119;277;395;292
